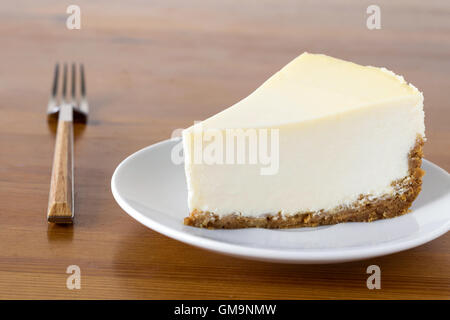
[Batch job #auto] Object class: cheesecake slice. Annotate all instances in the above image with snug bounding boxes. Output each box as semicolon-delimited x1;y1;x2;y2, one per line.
182;53;425;229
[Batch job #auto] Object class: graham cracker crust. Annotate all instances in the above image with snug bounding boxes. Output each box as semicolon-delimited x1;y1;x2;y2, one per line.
184;137;425;229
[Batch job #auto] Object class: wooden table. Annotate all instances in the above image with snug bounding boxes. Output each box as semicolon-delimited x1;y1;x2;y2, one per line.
0;0;448;299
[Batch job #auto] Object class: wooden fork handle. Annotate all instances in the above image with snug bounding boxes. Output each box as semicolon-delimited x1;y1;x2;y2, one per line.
48;107;74;223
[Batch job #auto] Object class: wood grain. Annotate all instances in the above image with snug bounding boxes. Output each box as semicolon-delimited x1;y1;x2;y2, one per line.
47;116;74;223
0;0;448;299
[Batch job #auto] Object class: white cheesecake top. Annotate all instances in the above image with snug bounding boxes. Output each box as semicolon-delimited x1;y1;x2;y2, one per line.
201;52;422;130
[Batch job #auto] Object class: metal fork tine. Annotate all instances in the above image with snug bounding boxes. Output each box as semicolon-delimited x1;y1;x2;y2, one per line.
47;63;60;117
51;63;59;97
71;63;76;103
77;63;88;119
80;64;86;98
62;63;68;102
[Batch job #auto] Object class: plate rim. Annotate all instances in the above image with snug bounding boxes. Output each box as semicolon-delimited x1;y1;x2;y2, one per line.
111;139;450;263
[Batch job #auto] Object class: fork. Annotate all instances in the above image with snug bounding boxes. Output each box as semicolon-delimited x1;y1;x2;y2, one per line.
47;63;88;223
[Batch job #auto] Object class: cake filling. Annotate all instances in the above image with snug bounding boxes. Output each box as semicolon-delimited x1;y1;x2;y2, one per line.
184;138;424;229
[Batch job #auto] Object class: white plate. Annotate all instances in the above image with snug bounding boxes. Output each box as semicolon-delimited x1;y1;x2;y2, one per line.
111;139;450;264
